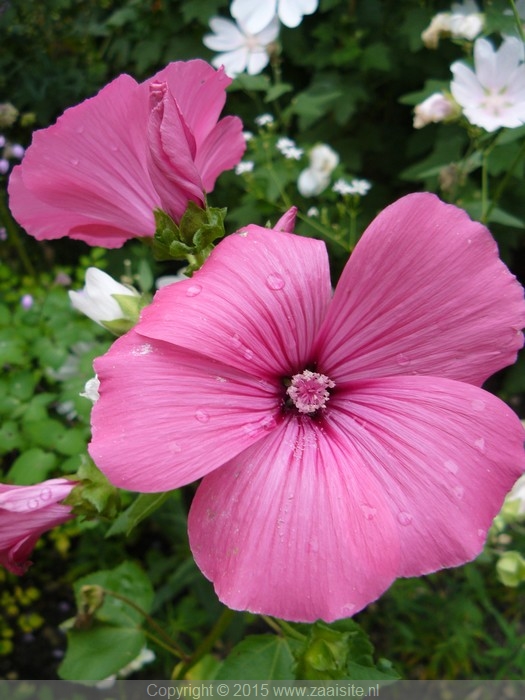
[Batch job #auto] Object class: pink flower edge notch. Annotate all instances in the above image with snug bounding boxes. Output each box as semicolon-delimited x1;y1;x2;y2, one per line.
89;193;525;622
8;60;245;248
0;478;76;575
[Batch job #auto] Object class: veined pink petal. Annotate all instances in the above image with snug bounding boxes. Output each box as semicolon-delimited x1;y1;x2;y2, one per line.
89;330;282;492
137;227;332;379
150;60;237;154
0;478;76;575
196;115;248;192
274;206;298;232
147;81;205;220
189;416;400;622
316;193;525;386
329;375;525;576
8;75;160;247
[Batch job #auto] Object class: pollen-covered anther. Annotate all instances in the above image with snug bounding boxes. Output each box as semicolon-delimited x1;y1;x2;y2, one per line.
287;370;335;414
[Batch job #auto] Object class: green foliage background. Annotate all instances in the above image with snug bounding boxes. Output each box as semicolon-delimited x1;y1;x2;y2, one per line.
1;0;524;682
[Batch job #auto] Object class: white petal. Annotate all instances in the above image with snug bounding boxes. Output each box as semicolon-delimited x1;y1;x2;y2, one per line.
231;0;278;34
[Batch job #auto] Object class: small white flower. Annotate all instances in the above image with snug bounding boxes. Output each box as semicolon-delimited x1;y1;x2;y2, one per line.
231;0;318;34
80;376;100;403
276;137;296;152
255;113;275;127
235;160;255;174
297;144;340;197
282;146;304;160
203;16;279;78
307;206;319;217
243;130;254;141
68;267;140;326
333;178;371;196
413;92;455;128
451;36;525;132
422;1;483;48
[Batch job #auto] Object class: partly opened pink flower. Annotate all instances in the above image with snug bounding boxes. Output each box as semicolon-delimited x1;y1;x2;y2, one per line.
89;193;525;622
8;60;245;248
0;478;76;575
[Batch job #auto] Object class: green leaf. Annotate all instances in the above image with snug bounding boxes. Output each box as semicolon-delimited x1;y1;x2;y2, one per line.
7;448;57;483
106;492;172;538
0;420;22;455
230;74;271;92
59;623;146;681
265;83;293;103
73;561;154;628
216;635;302;680
462;201;525;229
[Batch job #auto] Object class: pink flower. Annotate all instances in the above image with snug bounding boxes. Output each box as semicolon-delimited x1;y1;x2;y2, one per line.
89;194;525;622
0;478;76;575
8;60;245;248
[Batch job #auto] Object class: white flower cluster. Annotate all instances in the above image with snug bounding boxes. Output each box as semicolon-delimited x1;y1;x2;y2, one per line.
297;144;339;197
204;0;319;78
415;1;525;133
332;178;371;197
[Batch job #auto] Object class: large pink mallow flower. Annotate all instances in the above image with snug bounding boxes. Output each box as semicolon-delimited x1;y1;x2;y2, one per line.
0;478;76;575
89;194;525;622
8;60;245;248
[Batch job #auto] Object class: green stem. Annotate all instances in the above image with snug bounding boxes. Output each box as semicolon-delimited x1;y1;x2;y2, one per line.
349;207;358;251
296;210;350;252
102;589;187;660
0;188;36;277
508;0;525;42
271;618;307;642
481;149;490;224
172;607;236;680
485;137;525;222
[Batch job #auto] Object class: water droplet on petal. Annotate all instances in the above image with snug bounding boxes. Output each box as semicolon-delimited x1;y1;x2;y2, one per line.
342;603;356;614
168;441;181;453
186;284;202;297
238;230;248;238
444;459;459;474
231;333;242;349
474;437;485;452
361;504;376;520
40;488;52;501
244;348;254;360
266;273;285;291
471;399;485;411
70;159;79;166
453;485;464;499
195;409;210;423
477;528;486;539
397;511;413;526
28;498;39;510
76;125;84;134
396;353;410;367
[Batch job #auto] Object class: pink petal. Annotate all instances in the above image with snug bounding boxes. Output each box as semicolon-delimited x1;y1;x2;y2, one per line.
274;206;298;232
316;193;525;386
8;75;160;247
137;227;332;379
150;60;234;152
89;330;282;492
196;115;247;192
329;375;525;576
189;416;400;622
147;81;204;221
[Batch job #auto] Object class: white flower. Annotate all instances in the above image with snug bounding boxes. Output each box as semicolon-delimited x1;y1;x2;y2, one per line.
282;146;304;160
413;92;455;128
422;1;483;48
255;113;274;127
68;267;140;326
297;144;340;197
276;137;296;152
203;16;279;78
307;206;319;217
231;0;318;34
506;474;525;515
243;130;254;141
333;178;371;196
451;37;525;132
235;160;255;174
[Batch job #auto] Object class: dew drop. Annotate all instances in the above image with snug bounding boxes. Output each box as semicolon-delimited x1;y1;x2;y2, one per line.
266;273;285;291
215;376;227;383
244;348;254;360
396;353;410;367
342;603;356;614
40;488;52;501
28;498;39;510
453;485;464;500
471;399;485;412
110;144;119;152
186;284;202;297
231;333;242;349
474;437;485;452
397;511;413;526
195;409;210;423
76;125;84;134
70;159;79;166
477;528;486;539
444;459;459;474
168;441;181;453
361;504;376;520
238;230;249;237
